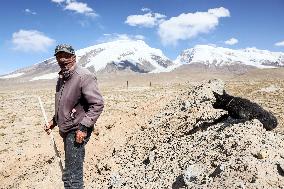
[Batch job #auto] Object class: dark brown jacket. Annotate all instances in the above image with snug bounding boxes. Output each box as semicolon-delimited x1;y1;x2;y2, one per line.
53;65;104;133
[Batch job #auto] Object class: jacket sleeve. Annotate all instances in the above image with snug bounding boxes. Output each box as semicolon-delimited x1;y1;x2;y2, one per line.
80;75;104;127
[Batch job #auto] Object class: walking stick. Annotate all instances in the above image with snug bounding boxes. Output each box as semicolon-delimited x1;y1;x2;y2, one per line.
37;96;64;173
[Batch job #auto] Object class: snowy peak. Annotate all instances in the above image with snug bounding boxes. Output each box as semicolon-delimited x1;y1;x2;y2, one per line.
176;45;284;68
76;39;175;73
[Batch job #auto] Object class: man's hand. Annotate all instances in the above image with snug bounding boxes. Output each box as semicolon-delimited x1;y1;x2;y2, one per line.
45;120;55;135
75;130;87;143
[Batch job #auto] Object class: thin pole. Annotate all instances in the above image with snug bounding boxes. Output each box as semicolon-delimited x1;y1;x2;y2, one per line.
37;96;64;173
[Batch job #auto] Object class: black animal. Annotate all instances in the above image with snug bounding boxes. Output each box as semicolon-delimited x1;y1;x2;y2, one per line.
213;90;278;130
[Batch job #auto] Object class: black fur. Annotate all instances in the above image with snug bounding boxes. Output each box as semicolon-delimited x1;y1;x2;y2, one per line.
213;90;278;130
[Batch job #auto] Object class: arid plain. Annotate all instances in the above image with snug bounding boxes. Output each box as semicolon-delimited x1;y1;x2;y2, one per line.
0;67;284;188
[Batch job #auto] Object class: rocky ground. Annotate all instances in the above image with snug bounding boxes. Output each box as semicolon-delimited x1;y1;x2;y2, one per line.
0;69;284;188
91;80;284;188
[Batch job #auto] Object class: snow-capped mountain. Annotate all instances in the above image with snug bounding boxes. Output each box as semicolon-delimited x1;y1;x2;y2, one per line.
1;42;283;81
175;45;284;68
76;40;175;73
0;40;175;81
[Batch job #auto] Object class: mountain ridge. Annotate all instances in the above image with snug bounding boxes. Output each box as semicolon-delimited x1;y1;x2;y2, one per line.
1;40;283;81
175;44;284;68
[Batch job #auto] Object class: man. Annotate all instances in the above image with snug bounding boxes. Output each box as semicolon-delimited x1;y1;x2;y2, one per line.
45;44;104;188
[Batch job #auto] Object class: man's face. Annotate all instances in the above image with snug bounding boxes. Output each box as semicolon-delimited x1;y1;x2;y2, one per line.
55;52;76;71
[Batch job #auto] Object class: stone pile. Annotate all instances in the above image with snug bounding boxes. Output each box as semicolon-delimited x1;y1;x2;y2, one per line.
91;79;284;188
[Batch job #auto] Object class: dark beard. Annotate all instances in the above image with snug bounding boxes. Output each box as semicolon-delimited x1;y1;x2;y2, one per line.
59;62;70;71
58;60;75;80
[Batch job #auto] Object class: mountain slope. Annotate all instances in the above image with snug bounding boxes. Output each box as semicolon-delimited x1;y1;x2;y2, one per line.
0;40;175;81
175;45;284;68
76;40;175;73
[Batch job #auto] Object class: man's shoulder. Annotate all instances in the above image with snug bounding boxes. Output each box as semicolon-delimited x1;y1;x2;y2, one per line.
74;66;97;80
75;66;91;75
75;66;97;81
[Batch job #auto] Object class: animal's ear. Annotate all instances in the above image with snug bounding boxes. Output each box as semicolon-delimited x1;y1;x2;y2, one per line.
223;90;230;97
213;91;220;99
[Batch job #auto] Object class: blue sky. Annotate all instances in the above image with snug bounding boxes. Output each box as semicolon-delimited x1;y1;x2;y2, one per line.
0;0;284;75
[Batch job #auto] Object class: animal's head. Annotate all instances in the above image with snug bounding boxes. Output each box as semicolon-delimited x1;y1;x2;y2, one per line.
212;90;231;109
259;112;278;131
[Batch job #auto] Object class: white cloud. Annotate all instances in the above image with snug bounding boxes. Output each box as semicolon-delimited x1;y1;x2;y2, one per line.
51;0;97;17
208;7;230;17
12;30;55;52
157;7;230;45
98;33;145;43
24;8;37;15
225;38;238;45
141;7;151;12
111;33;145;41
134;35;145;40
125;12;166;28
51;0;65;3
275;40;284;46
65;1;93;14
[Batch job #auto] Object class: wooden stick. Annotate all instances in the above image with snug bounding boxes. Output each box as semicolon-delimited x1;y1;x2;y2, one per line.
37;96;64;173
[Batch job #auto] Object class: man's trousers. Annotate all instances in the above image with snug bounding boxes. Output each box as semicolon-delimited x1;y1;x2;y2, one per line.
62;128;92;189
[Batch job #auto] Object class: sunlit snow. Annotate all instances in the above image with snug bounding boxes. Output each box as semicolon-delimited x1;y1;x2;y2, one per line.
175;45;283;68
30;72;58;81
76;39;175;73
0;72;25;79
